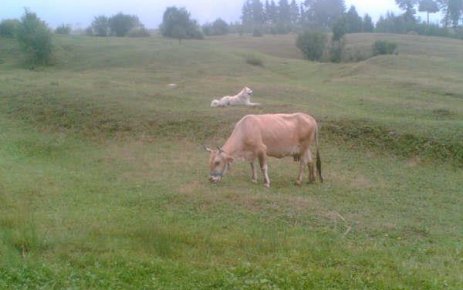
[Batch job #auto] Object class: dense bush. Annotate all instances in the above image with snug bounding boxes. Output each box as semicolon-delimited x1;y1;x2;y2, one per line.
16;10;53;66
296;31;326;61
245;54;264;66
373;40;398;56
0;19;20;38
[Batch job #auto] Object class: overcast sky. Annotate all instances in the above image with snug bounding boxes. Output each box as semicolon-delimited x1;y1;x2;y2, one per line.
1;0;438;29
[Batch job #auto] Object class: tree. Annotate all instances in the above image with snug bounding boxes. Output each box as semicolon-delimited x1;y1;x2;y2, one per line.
268;0;278;24
447;0;463;27
278;0;291;23
109;13;139;37
362;14;375;32
296;30;326;61
289;0;300;25
0;19;20;38
436;0;463;27
332;17;347;41
304;0;346;29
345;5;363;33
242;1;253;26
276;0;291;32
160;7;203;42
90;16;109;36
376;11;415;33
395;0;419;22
419;0;440;25
242;0;265;31
16;9;53;66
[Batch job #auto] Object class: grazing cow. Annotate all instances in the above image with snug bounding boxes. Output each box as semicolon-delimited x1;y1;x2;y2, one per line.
205;113;322;188
210;87;260;107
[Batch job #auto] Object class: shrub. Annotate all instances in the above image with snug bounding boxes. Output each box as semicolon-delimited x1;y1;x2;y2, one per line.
296;31;326;62
245;54;264;67
0;19;20;38
373;40;398;56
55;24;71;35
16;10;53;66
329;39;345;63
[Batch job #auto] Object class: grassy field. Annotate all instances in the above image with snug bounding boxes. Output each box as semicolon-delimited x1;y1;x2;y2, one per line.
0;33;462;289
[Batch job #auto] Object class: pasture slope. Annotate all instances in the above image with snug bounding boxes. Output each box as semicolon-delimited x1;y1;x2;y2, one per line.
0;33;462;289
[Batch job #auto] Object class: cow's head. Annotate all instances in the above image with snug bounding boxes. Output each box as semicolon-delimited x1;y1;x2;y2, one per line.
205;146;234;183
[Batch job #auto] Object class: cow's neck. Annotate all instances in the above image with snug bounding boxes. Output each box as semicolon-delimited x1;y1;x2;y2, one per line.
222;136;243;158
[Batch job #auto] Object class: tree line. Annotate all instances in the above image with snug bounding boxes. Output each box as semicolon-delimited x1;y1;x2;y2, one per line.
2;1;463;67
240;0;463;36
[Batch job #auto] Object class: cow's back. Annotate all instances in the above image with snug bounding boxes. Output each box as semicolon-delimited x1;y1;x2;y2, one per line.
233;113;317;157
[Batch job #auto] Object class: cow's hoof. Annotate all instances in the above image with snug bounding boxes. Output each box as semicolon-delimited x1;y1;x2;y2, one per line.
264;183;270;188
251;179;258;184
295;180;302;186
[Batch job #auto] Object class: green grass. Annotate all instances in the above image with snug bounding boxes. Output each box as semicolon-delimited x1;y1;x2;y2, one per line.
0;33;462;289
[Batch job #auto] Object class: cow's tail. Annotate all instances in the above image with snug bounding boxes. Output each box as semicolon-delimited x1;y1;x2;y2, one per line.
315;124;323;183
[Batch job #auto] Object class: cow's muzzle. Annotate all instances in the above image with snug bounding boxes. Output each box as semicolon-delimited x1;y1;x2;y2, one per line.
209;172;223;183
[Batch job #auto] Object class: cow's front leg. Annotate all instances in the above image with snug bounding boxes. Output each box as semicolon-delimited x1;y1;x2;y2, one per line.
250;161;258;183
258;152;270;188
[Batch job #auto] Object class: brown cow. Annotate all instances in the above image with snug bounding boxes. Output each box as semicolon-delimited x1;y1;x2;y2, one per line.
205;113;322;187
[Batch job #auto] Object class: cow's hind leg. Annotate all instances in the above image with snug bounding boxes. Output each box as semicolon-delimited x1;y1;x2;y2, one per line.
258;151;270;188
306;149;315;184
296;160;305;186
296;148;315;185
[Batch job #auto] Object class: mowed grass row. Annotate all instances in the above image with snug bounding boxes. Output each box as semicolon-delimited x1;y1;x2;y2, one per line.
0;34;462;288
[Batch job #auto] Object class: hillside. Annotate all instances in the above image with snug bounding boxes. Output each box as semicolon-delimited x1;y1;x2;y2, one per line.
2;33;462;164
0;33;462;289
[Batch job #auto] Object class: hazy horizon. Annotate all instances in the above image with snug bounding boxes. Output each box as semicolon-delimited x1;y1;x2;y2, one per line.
2;0;440;30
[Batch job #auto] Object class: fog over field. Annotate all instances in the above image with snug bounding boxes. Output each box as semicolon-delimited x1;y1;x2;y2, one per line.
2;0;415;29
